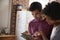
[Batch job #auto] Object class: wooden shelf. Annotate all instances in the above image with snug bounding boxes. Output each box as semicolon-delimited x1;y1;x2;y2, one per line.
0;35;15;40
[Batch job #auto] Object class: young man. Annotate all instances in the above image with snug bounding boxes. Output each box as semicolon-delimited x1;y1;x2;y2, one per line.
28;2;53;40
42;1;60;40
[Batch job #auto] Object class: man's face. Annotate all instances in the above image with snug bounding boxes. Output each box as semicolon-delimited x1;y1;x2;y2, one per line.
32;10;42;20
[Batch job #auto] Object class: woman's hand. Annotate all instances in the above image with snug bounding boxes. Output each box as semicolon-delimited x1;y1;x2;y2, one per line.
39;31;48;40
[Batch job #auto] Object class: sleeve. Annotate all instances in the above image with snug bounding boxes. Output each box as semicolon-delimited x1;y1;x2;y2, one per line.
53;28;60;40
28;22;32;35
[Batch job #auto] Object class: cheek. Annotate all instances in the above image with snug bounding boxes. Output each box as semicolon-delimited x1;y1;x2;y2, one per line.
32;14;35;17
36;14;40;17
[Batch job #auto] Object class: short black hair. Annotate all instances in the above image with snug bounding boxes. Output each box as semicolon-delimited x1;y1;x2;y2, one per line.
43;1;60;20
29;2;42;12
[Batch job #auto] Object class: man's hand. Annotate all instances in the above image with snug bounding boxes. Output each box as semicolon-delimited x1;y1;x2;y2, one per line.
22;31;30;35
32;31;41;40
33;31;40;37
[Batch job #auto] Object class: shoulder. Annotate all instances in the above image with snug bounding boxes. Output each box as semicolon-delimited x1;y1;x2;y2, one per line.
29;19;35;24
56;25;60;34
40;19;49;26
51;26;60;40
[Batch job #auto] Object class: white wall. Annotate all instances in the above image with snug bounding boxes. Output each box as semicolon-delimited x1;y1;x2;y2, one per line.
29;0;56;9
16;10;34;40
0;0;11;33
16;11;27;40
56;0;60;3
29;0;49;9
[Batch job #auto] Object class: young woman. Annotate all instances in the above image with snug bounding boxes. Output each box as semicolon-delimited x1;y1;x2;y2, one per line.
42;1;60;40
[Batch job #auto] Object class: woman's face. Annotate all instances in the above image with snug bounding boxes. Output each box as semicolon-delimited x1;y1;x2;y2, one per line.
45;16;55;25
41;13;55;25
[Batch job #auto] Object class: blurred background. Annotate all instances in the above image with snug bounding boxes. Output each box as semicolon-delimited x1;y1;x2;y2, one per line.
0;0;60;40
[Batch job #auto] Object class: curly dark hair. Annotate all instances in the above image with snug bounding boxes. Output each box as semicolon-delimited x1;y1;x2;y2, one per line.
43;1;60;20
29;2;42;12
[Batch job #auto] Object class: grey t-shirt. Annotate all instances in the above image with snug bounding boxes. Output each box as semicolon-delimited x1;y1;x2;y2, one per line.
50;25;60;40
